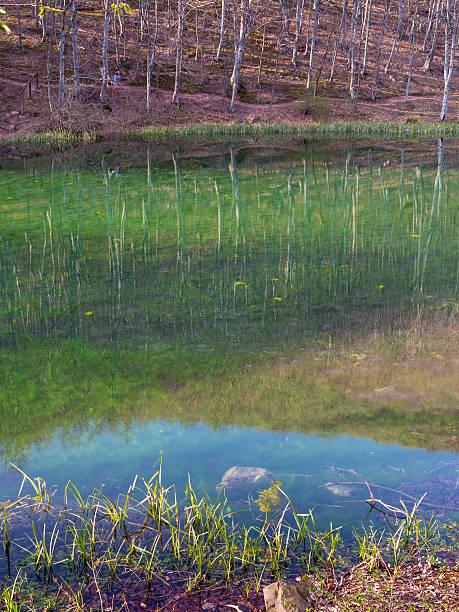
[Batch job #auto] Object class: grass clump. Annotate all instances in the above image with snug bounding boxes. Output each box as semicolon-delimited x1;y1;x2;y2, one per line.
1;130;96;148
3;120;459;149
130;121;459;143
0;464;455;611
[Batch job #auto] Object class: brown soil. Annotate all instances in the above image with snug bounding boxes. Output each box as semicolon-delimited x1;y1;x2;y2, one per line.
2;2;459;138
31;561;458;611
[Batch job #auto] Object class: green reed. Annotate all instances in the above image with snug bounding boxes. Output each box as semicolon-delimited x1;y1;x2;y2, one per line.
1;130;96;148
0;466;452;606
3;122;459;151
131;121;459;143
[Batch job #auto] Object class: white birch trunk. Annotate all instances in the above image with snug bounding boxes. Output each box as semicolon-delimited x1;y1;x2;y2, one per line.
306;0;320;90
440;0;458;120
292;0;304;68
100;0;111;101
58;0;67;118
405;0;418;101
147;0;158;112
229;0;252;113
172;0;185;107
71;0;81;102
216;0;227;61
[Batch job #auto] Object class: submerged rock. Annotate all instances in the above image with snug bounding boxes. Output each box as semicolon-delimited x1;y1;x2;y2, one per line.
324;481;353;497
217;466;274;492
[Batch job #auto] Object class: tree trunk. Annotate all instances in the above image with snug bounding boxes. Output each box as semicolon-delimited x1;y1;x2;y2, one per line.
362;0;373;76
147;0;158;112
423;0;443;71
292;0;304;68
423;0;438;52
385;0;408;73
329;0;349;82
172;0;185;107
306;0;320;90
349;0;361;101
340;0;349;47
271;21;286;106
372;0;390;101
35;0;40;32
114;0;121;72
47;27;54;119
216;0;227;60
58;0;68;119
17;9;23;49
100;0;111;101
71;0;81;102
257;25;266;86
405;0;418;101
229;0;252;113
440;0;458;120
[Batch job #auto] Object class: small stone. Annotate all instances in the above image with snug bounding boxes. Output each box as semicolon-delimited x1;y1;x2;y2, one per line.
11;111;19;115
140;604;147;609
202;603;216;610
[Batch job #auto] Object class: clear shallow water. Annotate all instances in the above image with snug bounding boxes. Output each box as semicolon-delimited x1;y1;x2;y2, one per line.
0;140;457;530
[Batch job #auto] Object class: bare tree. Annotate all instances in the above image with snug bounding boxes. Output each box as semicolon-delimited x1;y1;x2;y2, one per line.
147;0;159;112
100;0;111;101
216;0;227;61
306;0;320;90
349;0;361;100
17;7;23;49
423;0;443;71
372;0;390;101
440;0;458;120
405;0;418;101
172;0;186;107
58;0;69;119
423;0;439;52
292;0;305;68
385;0;408;73
329;0;349;82
71;0;81;102
229;0;252;112
361;0;373;77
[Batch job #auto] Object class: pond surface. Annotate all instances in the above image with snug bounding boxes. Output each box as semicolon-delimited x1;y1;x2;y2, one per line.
0;139;457;531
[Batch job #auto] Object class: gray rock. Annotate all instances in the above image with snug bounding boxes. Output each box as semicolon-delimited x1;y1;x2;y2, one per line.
263;578;314;611
323;482;353;497
217;466;274;492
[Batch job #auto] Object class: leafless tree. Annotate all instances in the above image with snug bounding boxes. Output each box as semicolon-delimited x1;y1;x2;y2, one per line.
440;0;458;120
292;0;305;68
423;0;443;71
405;0;418;101
229;0;252;112
385;0;408;73
100;0;111;101
172;0;186;106
71;0;81;102
372;0;390;100
306;0;320;90
147;0;159;112
217;0;227;60
349;0;361;100
58;0;69;119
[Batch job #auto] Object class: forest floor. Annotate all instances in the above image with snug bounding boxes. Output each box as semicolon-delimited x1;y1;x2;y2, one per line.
9;560;459;611
2;2;459;140
3;74;459;140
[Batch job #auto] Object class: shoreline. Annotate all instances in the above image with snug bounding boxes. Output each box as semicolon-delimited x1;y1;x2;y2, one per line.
1;470;457;611
2;120;459;150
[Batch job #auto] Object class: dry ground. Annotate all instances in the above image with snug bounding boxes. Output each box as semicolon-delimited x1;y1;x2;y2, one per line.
2;2;459;137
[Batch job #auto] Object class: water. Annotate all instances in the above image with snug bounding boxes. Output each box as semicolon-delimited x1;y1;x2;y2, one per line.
0;140;457;531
